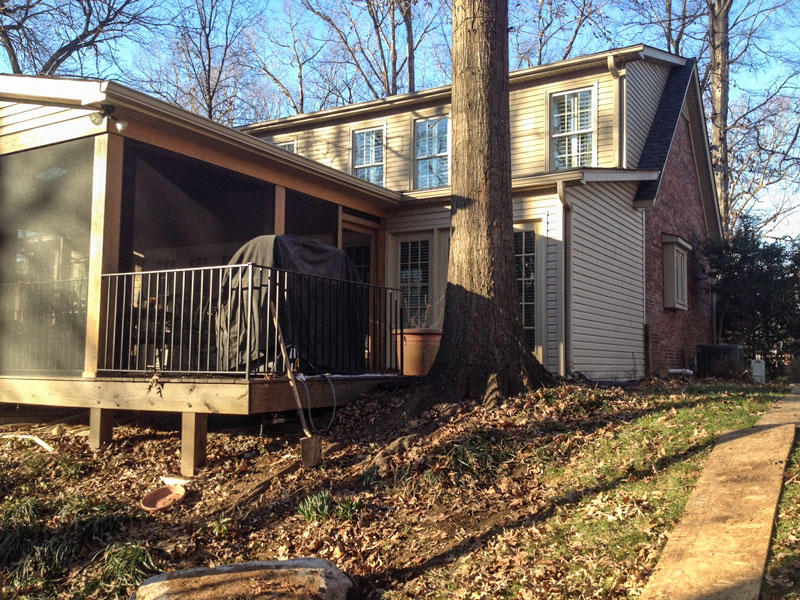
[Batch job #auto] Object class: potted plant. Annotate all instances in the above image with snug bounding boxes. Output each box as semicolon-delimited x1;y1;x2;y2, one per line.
398;296;443;377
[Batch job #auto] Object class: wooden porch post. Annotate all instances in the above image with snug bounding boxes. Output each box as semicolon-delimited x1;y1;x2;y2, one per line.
83;134;124;377
274;185;286;234
89;407;114;449
181;412;208;477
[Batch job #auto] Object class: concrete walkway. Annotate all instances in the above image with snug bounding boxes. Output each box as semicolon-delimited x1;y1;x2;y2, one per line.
641;386;800;600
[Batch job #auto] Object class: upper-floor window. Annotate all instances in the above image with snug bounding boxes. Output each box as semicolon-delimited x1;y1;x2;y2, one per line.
276;140;296;153
353;127;384;186
551;88;594;170
415;117;449;189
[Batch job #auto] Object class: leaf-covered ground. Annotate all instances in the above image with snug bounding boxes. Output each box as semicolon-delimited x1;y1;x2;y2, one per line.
0;381;789;599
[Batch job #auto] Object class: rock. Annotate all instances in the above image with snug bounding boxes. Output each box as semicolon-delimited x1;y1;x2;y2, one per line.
132;558;353;600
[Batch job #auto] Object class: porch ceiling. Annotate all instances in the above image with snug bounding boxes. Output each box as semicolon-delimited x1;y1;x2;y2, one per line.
0;74;401;217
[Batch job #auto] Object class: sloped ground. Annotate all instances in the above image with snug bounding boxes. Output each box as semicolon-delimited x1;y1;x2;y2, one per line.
0;381;789;599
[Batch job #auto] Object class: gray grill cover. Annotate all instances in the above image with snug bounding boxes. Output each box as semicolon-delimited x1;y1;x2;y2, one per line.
216;235;367;373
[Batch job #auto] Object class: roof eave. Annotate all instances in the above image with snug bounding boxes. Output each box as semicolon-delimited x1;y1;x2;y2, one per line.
243;44;686;134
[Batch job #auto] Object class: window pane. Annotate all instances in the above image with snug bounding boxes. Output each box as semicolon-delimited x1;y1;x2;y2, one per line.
514;229;536;351
354;129;384;186
415;117;449;189
400;240;431;328
552;90;593;171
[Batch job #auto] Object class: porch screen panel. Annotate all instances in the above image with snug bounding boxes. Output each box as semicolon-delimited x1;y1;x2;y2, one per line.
399;240;429;328
514;227;536;351
0;138;94;373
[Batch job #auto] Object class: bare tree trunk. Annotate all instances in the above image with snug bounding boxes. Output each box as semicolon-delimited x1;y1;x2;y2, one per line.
399;0;415;92
708;0;732;232
428;0;553;403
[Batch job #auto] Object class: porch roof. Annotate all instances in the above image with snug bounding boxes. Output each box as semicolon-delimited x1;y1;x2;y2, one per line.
0;74;402;214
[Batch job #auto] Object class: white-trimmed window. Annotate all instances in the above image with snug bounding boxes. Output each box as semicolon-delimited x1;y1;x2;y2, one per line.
399;239;430;328
663;234;692;310
353;127;384;186
415;117;449;189
514;223;537;351
551;87;595;170
276;140;296;153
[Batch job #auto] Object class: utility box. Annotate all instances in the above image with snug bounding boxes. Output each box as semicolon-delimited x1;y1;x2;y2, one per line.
751;359;766;383
696;344;744;378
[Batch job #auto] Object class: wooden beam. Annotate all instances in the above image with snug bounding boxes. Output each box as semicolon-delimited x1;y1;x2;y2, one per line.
337;205;343;248
181;412;208;477
83;133;123;377
89;407;113;449
120;121;392;217
274;185;286;234
0;377;250;414
248;376;406;413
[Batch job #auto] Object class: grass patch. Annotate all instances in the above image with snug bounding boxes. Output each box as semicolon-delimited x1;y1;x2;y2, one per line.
398;384;785;599
336;497;363;521
444;430;516;484
298;489;333;522
80;542;158;599
1;491;135;597
761;438;800;599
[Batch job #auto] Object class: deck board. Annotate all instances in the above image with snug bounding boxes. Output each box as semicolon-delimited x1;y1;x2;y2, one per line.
0;374;408;415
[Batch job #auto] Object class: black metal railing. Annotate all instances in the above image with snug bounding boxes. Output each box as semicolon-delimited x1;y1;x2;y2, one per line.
0;278;89;373
99;264;403;378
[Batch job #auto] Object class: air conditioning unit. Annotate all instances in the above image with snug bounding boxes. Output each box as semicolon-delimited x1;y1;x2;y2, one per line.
696;344;744;378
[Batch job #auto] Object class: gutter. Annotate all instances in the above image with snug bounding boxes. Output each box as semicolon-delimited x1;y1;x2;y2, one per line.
243;44;685;134
395;168;662;207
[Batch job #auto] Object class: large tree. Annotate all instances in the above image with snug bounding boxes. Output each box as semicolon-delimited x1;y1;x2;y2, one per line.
133;0;272;125
299;0;444;101
428;0;553;403
0;0;158;76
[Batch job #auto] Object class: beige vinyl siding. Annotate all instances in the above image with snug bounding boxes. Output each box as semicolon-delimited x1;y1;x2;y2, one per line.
568;181;645;380
624;60;670;168
257;68;619;190
0;101;101;155
386;204;450;232
265;104;447;193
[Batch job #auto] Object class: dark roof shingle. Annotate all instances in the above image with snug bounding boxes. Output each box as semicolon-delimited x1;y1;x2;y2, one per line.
634;58;697;203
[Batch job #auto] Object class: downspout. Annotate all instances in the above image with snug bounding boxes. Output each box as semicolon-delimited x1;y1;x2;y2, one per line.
557;180;571;377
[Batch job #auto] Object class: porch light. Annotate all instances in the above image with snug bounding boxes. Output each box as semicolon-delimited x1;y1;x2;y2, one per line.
89;104;128;133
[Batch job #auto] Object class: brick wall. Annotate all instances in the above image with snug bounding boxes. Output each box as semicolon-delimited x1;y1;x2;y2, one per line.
644;113;714;374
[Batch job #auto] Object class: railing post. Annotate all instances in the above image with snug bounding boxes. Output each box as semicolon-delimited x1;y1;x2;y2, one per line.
245;263;253;379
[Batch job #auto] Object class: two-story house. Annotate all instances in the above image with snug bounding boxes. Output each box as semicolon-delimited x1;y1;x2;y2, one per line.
0;43;721;470
243;44;722;380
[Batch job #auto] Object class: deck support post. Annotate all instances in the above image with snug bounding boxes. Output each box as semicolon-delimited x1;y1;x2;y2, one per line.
181;412;208;477
89;408;113;450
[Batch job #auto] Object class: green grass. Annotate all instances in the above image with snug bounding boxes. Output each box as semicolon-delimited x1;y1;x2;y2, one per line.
80;542;158;598
444;430;516;484
412;384;786;599
336;497;363;520
761;438;800;599
0;491;135;598
298;489;333;522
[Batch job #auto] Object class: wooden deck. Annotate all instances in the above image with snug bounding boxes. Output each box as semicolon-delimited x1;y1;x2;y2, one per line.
0;373;408;475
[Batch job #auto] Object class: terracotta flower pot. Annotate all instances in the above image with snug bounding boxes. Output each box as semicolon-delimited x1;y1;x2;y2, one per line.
398;328;442;376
